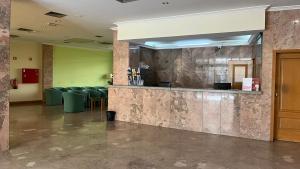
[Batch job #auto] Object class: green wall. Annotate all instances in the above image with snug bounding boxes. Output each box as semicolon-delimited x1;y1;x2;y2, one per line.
53;46;113;87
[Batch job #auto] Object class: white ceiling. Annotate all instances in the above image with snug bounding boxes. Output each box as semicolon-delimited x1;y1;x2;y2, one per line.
11;0;300;50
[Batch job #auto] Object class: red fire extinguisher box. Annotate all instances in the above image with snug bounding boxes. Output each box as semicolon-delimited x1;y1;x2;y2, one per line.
22;68;39;83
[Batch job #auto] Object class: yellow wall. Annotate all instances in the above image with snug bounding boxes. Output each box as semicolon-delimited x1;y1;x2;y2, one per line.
53;46;113;87
9;40;43;102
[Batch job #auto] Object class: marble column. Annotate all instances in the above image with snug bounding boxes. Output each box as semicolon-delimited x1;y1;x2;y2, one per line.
42;44;53;90
0;0;11;152
113;31;129;85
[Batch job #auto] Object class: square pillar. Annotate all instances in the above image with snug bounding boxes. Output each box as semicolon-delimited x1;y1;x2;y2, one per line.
0;0;11;152
113;31;129;85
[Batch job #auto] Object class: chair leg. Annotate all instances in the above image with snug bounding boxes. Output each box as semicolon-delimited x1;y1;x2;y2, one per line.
100;100;103;120
101;99;104;112
90;100;93;112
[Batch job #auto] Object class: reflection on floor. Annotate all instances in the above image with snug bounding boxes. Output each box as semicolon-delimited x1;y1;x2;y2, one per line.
0;104;300;169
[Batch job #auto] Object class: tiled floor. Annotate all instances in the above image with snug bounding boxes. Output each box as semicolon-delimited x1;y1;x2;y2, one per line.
0;104;300;169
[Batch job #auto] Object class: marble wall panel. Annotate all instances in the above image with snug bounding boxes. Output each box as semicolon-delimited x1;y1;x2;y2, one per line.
220;93;240;137
0;0;10;151
129;88;143;124
139;47;157;86
42;44;53;89
108;88;119;115
113;31;129;85
155;89;171;128
129;48;140;68
169;91;189;130
118;88;134;122
239;94;263;140
202;92;221;134
170;91;203;132
141;89;157;126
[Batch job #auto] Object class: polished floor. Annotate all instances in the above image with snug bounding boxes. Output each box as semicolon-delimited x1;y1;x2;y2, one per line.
0;104;300;169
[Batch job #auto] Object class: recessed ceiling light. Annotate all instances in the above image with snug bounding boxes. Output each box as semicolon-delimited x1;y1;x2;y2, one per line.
162;2;170;5
144;35;253;49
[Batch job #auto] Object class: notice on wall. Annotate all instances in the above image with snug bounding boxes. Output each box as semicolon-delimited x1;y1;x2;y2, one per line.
242;78;260;91
242;78;253;91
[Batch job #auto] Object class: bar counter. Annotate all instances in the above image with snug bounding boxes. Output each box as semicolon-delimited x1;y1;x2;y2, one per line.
108;85;270;141
109;85;262;94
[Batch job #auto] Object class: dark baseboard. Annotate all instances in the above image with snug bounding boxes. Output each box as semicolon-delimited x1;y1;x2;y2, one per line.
10;100;43;106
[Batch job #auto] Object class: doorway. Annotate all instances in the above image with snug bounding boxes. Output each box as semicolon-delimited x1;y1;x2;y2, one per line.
275;50;300;142
232;64;248;90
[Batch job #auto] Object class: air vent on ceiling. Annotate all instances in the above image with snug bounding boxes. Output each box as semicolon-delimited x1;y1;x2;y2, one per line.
17;28;35;32
45;11;67;18
47;22;60;27
64;38;94;43
101;42;113;45
10;35;20;38
115;0;138;3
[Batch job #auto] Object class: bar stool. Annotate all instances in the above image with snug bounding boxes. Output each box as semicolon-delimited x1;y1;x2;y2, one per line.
89;90;105;119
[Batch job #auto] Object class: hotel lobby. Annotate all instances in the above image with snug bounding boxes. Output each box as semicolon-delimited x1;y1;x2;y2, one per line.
1;0;300;168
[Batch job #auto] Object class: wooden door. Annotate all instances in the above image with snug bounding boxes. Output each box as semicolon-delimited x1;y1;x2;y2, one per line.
275;51;300;142
232;64;248;90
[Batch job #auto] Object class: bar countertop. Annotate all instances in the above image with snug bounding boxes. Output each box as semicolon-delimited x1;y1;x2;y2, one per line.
109;85;262;95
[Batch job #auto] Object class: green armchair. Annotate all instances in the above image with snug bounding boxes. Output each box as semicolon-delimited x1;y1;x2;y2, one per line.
44;88;63;106
62;92;85;113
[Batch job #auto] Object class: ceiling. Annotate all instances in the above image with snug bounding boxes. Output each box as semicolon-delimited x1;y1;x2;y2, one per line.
11;0;300;50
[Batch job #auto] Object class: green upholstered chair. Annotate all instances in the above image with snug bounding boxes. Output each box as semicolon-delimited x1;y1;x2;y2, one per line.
54;87;64;90
44;88;63;106
62;92;85;113
95;86;107;90
72;90;89;107
70;87;83;91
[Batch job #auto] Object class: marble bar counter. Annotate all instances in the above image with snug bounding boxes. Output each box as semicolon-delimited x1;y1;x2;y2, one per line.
109;85;262;94
108;85;270;141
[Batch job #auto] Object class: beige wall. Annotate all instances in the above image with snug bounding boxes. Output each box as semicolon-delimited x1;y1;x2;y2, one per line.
9;40;43;102
116;6;266;40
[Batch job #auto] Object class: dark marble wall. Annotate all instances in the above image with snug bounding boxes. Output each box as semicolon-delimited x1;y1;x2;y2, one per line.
253;37;263;79
0;0;10;151
130;45;254;88
129;48;140;68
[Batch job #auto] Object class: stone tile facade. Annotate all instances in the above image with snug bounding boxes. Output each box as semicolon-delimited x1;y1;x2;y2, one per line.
113;31;129;85
109;9;300;141
109;87;263;139
42;44;53;90
0;0;10;151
